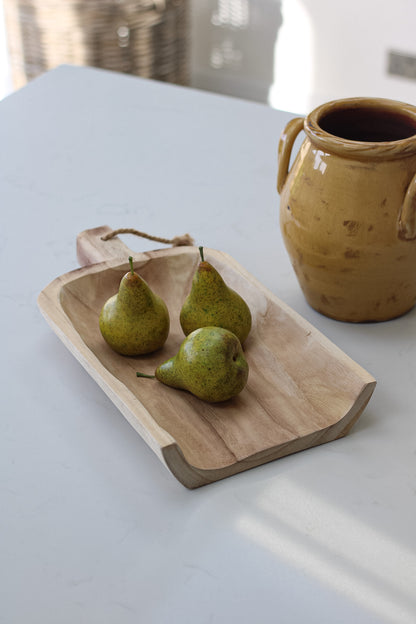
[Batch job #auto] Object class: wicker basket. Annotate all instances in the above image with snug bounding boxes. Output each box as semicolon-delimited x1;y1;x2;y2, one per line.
3;0;190;89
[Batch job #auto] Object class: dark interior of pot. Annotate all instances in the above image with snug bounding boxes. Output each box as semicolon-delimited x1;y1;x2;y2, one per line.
318;106;416;142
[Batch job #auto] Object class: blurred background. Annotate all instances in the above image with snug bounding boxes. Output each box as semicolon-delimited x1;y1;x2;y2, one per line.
1;0;416;114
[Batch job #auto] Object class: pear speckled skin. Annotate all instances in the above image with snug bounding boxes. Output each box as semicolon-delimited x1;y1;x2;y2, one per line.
155;326;249;402
99;262;169;356
180;254;252;345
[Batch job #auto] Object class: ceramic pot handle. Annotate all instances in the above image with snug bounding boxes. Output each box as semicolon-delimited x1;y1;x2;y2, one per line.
398;172;416;240
277;117;305;193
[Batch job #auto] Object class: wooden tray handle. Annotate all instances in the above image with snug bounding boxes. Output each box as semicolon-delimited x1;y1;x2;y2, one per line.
77;225;133;266
77;225;195;266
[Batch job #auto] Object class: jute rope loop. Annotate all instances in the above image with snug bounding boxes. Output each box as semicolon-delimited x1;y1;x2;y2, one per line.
101;227;195;247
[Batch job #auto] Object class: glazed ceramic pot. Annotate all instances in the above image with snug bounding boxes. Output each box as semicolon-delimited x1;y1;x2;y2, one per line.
277;97;416;322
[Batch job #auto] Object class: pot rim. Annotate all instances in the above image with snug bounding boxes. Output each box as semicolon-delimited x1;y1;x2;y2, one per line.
305;97;416;159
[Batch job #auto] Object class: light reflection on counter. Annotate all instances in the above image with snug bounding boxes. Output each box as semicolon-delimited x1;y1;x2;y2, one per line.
236;477;416;624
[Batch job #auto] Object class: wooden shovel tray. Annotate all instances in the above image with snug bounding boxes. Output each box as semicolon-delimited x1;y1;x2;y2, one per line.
38;226;376;488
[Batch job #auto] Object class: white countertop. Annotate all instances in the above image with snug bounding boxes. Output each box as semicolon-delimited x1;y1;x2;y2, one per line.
1;65;415;624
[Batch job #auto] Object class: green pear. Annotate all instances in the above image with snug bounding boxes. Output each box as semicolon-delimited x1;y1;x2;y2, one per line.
180;247;252;344
99;256;169;356
137;327;249;402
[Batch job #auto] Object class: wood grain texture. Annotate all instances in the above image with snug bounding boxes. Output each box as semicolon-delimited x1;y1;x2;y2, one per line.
37;226;376;488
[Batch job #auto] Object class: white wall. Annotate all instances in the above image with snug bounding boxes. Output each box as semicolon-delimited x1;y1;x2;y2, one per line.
191;0;416;114
271;0;416;113
1;0;416;114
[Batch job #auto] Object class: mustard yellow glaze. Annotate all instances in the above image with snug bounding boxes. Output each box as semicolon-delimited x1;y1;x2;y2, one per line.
278;97;416;322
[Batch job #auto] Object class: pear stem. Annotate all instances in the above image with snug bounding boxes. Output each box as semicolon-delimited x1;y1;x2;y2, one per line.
199;246;204;262
129;256;134;275
136;371;156;379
